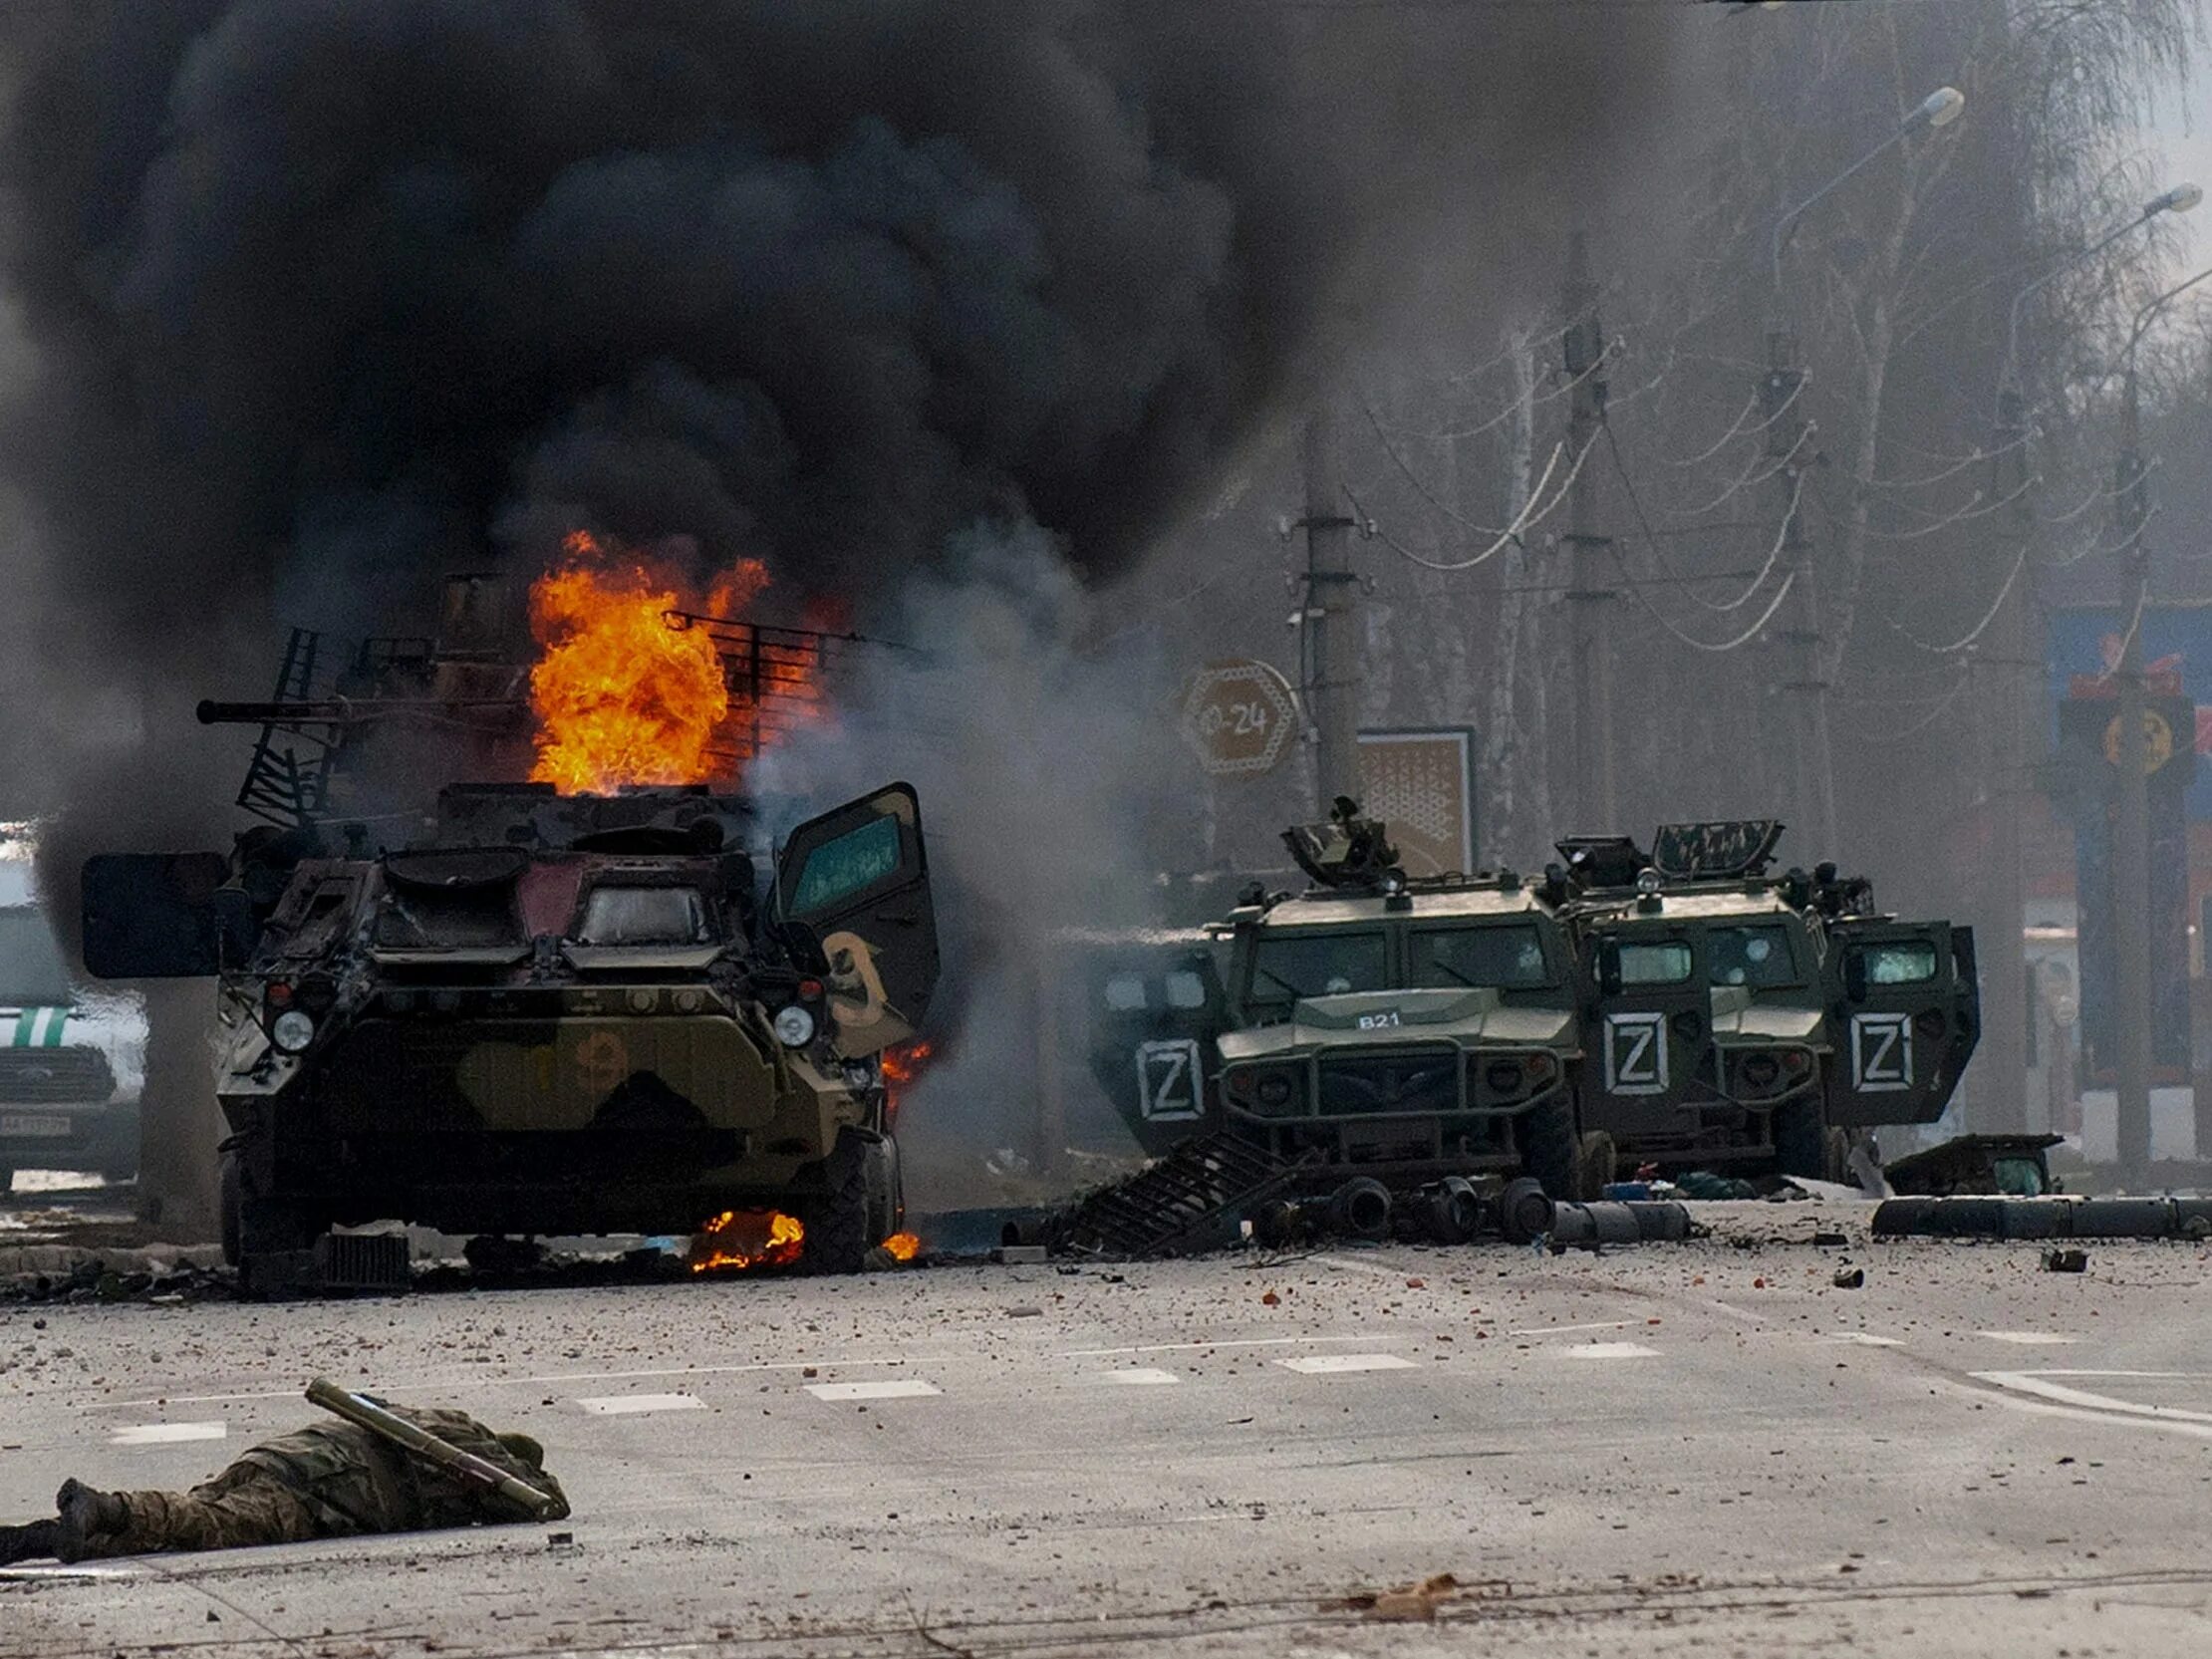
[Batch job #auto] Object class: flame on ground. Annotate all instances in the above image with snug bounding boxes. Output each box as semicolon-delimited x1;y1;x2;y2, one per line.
880;1232;921;1261
527;530;779;794
690;1209;805;1274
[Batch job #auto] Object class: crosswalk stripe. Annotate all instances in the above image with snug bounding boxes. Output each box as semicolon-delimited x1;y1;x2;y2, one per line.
111;1422;226;1446
1087;1369;1179;1387
1565;1342;1659;1360
1275;1354;1418;1375
1978;1331;2082;1346
805;1379;943;1401
575;1393;704;1415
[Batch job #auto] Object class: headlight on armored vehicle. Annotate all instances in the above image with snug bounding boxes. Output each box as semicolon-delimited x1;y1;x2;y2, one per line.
269;1009;317;1054
1483;1057;1526;1096
773;1004;817;1048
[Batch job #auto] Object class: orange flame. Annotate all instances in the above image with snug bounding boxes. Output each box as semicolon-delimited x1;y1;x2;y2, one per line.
527;531;787;794
880;1232;921;1261
881;1040;935;1122
690;1209;805;1274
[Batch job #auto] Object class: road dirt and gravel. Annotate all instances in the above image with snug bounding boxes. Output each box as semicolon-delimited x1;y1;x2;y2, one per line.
1;1189;2208;1658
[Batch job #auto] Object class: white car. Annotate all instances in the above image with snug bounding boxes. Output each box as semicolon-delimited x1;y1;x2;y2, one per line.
0;851;144;1191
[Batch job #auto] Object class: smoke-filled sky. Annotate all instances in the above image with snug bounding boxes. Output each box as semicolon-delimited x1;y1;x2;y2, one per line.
0;0;1681;839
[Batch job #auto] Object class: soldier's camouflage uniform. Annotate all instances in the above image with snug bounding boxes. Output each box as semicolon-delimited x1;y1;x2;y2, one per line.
78;1406;567;1557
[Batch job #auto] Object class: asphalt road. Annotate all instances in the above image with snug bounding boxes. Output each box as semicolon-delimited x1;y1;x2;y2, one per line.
2;1205;2209;1658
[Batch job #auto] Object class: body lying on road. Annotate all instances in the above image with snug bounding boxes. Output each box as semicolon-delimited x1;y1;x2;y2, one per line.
0;1389;564;1564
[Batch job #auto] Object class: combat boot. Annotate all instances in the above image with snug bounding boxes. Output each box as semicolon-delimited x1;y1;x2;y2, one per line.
0;1520;61;1565
53;1481;126;1563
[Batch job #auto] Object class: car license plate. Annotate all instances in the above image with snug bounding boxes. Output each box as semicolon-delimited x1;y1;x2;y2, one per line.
0;1113;72;1137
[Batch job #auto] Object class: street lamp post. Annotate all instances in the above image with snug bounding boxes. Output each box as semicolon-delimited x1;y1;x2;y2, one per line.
1994;188;2200;1170
1771;87;1964;289
1765;87;1965;858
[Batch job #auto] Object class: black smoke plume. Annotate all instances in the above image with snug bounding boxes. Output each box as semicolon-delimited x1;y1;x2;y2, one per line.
2;1;1676;738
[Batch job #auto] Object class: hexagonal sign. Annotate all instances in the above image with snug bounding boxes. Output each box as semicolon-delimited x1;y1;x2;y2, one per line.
1179;659;1299;778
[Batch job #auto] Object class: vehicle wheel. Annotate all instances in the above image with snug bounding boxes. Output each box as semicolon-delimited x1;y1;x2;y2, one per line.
805;1129;877;1275
865;1135;903;1243
1823;1127;1851;1186
1497;1176;1554;1244
1772;1096;1826;1181
1326;1177;1393;1242
1519;1089;1579;1201
1574;1131;1617;1202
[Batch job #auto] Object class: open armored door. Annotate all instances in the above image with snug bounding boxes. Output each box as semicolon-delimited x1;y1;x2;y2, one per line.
775;783;939;1058
1824;920;1980;1127
81;853;255;978
1581;926;1708;1136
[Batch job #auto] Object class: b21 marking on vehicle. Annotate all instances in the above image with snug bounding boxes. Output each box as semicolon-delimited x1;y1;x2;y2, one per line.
1135;1038;1205;1122
1849;1011;1914;1092
1356;1010;1403;1030
1603;1011;1669;1095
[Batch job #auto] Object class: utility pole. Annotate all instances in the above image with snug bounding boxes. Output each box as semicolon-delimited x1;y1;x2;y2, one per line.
1762;332;1834;853
1301;401;1362;813
1977;381;2033;1133
1562;231;1615;831
2111;371;2154;1182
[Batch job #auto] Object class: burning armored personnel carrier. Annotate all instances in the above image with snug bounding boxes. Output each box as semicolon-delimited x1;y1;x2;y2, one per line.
78;569;938;1287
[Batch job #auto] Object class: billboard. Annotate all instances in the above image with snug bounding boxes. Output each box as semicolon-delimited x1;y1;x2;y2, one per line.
1357;728;1477;878
2048;603;2212;819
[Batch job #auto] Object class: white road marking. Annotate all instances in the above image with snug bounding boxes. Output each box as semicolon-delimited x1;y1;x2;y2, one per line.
1564;1343;1660;1360
1822;1333;1905;1348
1087;1369;1180;1387
575;1393;704;1416
101;1357;953;1411
806;1379;943;1402
1951;1373;2212;1444
1972;1370;2212;1425
1508;1320;1634;1337
98;1390;299;1412
517;1357;952;1387
1060;1335;1384;1359
1276;1354;1419;1375
110;1422;226;1446
1978;1331;2082;1346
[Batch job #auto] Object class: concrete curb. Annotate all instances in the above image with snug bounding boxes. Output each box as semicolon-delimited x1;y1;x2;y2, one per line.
0;1244;226;1282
